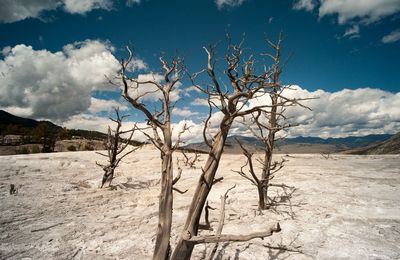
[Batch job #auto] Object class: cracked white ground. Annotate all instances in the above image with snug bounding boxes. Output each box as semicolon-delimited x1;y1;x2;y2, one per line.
1;145;399;259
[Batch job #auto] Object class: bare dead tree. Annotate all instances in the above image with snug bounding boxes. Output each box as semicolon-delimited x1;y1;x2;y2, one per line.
170;34;305;259
114;49;187;260
321;152;331;159
181;150;200;168
234;33;312;210
96;108;139;188
110;34;308;259
233;140;278;210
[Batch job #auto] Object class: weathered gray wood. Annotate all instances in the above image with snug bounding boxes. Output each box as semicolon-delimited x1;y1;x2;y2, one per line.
205;185;235;260
96;108;138;188
189;223;281;244
118;49;186;260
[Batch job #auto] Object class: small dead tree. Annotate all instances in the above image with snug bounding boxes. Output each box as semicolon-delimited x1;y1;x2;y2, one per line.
181;150;200;168
115;50;187;260
235;139;288;209
96;108;139;188
321;152;331;159
235;33;311;210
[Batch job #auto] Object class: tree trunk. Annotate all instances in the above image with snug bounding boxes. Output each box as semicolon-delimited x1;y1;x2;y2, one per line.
171;118;233;260
257;183;266;210
153;149;174;260
261;93;277;206
261;150;272;206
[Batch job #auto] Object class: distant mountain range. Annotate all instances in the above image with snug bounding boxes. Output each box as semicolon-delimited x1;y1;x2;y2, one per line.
186;134;397;154
1;109;398;154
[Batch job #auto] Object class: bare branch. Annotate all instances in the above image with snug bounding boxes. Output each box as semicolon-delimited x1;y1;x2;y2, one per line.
187;223;281;244
205;184;236;260
173;187;188;194
203;45;228;113
173;122;192;150
181;150;199;168
173;159;183;185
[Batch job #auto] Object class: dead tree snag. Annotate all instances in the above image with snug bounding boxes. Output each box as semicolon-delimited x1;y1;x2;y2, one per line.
235;33;311;210
96;108;139;188
181;150;200;168
114;48;186;260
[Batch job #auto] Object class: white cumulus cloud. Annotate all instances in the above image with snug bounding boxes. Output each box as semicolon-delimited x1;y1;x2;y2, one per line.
250;86;400;138
0;0;115;23
293;0;400;26
0;0;59;23
127;73;182;102
192;98;209;106
126;58;148;72
172;107;199;117
88;97;128;113
318;0;400;24
63;0;113;14
0;40;120;121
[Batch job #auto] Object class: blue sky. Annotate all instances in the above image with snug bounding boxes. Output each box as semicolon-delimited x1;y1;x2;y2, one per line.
0;0;399;140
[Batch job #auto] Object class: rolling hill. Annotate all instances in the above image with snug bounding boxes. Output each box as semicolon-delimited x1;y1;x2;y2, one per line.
345;132;400;154
0;110;143;155
0;110;61;134
0;110;109;140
